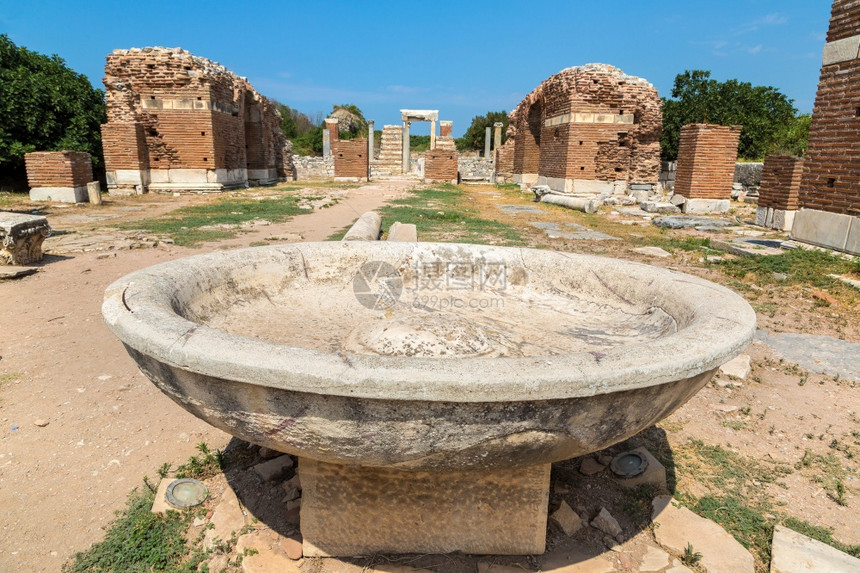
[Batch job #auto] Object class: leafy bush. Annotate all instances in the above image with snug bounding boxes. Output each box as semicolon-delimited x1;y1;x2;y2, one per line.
63;486;204;572
0;34;105;182
458;111;508;153
661;70;800;161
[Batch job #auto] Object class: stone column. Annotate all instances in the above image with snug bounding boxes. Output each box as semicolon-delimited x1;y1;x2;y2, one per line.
484;126;492;158
367;120;374;179
430;119;437;150
402;120;411;174
493;122;503;152
323;118;339;158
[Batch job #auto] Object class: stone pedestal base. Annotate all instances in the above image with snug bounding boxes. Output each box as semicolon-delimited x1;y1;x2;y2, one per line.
682;198;730;214
298;458;550;557
755;206;795;231
29;186;89;203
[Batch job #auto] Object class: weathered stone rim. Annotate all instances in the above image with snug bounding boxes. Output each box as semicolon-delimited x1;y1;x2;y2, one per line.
102;242;756;403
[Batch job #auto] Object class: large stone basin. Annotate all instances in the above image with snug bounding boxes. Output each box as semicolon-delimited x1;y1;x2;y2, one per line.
102;241;755;555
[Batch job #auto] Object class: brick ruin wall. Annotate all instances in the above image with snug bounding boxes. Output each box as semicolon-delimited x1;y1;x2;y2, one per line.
759;155;804;210
506;64;662;186
425;150;458;182
673;124;741;199
799;0;860;216
332;139;369;179
101;47;285;191
25;151;94;188
495;140;515;176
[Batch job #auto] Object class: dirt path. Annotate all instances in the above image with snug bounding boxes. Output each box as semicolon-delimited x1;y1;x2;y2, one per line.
0;179;412;573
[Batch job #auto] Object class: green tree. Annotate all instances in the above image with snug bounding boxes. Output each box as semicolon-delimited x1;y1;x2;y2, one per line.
661;70;799;161
458;111;508;153
0;34;105;182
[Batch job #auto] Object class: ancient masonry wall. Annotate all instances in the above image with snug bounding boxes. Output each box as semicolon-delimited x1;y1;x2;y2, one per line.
792;0;860;254
332;139;369;180
505;64;662;192
425;150;458;183
24;151;94;202
759;155;804;211
673;124;741;199
101;47;285;194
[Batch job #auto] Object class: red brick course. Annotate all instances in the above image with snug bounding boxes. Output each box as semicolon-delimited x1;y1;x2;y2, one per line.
799;1;860;217
826;0;860;41
332;139;369;179
505;64;661;184
25;151;93;188
674;124;741;199
425;150;458;182
759;155;804;210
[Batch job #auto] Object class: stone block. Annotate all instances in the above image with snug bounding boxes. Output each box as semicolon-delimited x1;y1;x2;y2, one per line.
342;212;382;241
609;447;667;490
87;181;102;205
149;169;170;183
299;458;551;556
115;169;144;185
253;454;294;482
790;209;853;253
387;222;418;242
632;247;671;258
845;217;860;256
639;546;671;572
773;209;795;232
771;524;860;572
682;199;730;214
168;169;208;183
641;202;680;214
29;186;88;203
755;206;771;227
590;507;622;540
822;35;860;66
150;477;174;514
652;495;754;573
719;354;751;380
550;501;583;536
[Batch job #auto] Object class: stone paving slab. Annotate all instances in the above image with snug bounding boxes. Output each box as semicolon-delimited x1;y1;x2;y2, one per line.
497;204;547;215
529;221;619;241
652;216;735;230
651;495;755;573
711;238;785;257
756;330;860;381
770;525;860;572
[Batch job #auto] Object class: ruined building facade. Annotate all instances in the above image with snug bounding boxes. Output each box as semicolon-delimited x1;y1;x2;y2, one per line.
101;47;285;194
793;0;860;254
499;64;662;194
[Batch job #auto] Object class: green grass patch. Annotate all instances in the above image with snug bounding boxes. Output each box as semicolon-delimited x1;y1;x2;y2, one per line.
782;517;860;558
121;194;311;246
0;372;22;386
63;484;205;572
375;184;526;245
689;494;774;564
714;247;860;289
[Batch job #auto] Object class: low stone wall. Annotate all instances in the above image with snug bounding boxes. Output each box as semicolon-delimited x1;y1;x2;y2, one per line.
734;162;763;191
459;156;494;181
293;155;334;180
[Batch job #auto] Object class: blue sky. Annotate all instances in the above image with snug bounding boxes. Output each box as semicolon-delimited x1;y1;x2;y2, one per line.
1;1;831;136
